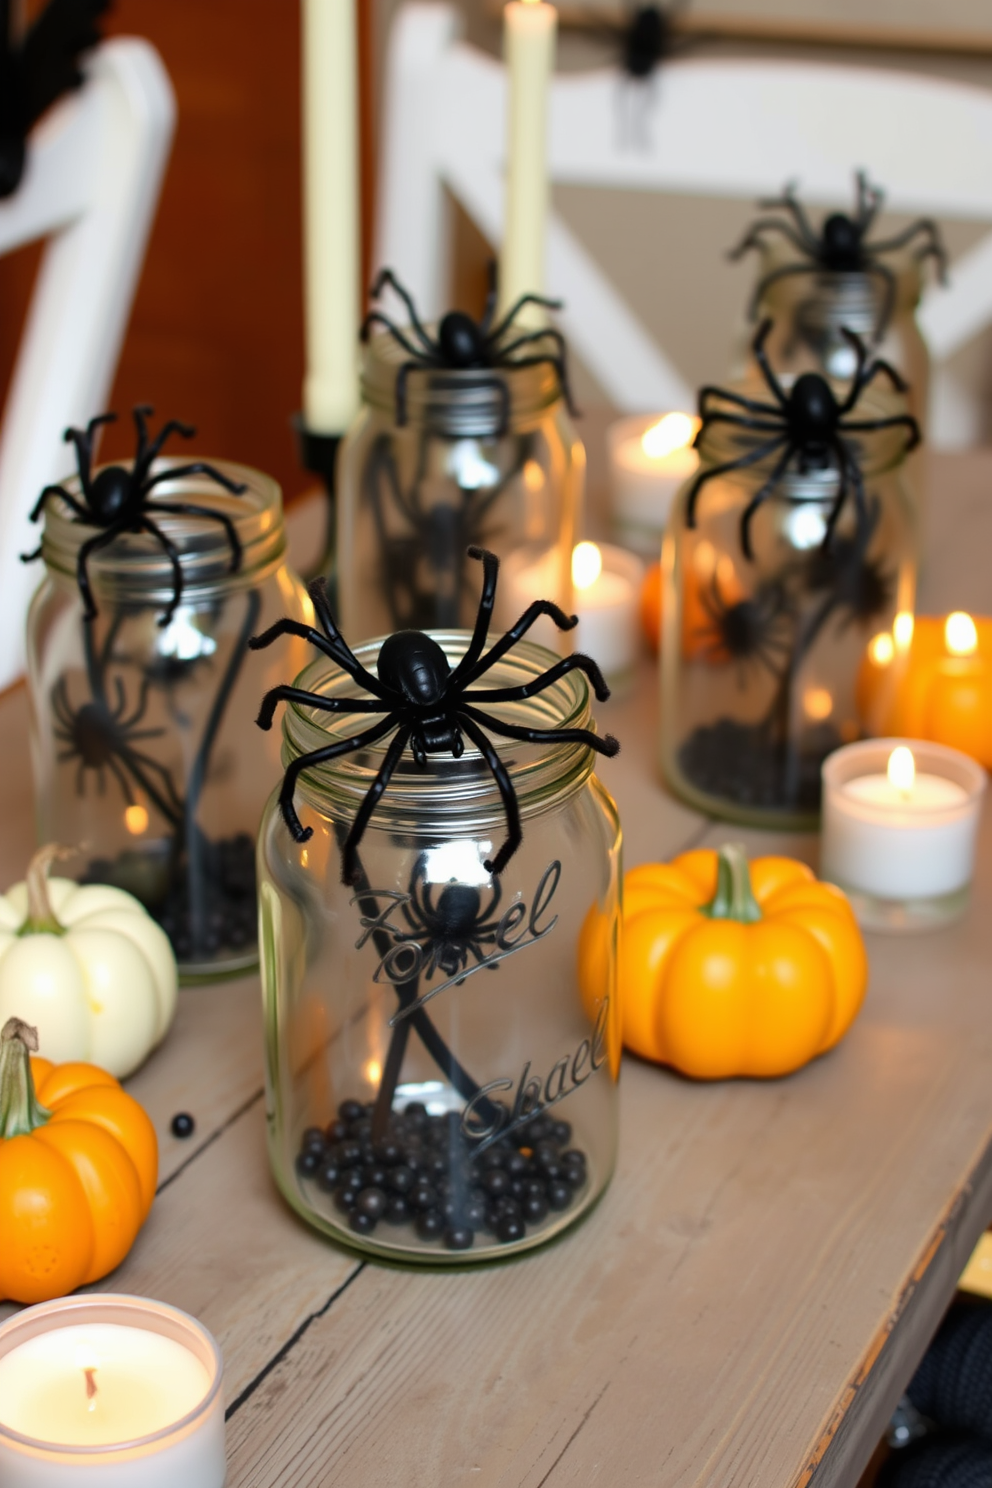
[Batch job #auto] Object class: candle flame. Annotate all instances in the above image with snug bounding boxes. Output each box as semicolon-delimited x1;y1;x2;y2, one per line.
803;687;833;721
945;611;978;657
893;611;914;649
365;1058;383;1085
869;632;894;666
572;541;602;591
887;745;916;796
641;411;697;459
124;804;149;835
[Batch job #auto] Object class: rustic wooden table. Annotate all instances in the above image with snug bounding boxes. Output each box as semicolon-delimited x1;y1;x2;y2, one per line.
2;451;991;1487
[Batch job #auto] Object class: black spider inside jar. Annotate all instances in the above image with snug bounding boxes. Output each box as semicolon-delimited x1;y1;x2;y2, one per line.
661;320;918;824
336;268;584;644
25;407;311;977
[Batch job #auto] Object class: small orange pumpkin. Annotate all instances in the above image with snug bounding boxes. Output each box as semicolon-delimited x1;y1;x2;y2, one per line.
0;1017;158;1303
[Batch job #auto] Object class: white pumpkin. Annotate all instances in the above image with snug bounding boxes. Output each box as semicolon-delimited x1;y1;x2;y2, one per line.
0;845;177;1078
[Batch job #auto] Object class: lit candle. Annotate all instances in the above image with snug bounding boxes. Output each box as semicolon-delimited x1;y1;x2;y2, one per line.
570;541;642;683
302;0;361;434
821;738;985;931
608;412;700;557
499;0;557;325
0;1296;225;1486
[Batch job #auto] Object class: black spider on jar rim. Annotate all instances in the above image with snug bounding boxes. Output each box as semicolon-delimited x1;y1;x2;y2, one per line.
686;319;920;560
250;546;619;886
22;405;248;626
361;268;577;431
729;172;948;340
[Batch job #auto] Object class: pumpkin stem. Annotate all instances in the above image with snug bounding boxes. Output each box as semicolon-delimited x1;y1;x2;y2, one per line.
22;844;74;935
703;844;762;924
0;1018;51;1138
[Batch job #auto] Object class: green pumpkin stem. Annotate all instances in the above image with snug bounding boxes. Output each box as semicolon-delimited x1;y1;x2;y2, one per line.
0;1019;51;1138
22;844;72;936
703;844;763;924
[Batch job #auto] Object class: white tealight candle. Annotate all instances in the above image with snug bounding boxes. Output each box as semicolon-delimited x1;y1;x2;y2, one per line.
571;541;643;684
0;1297;224;1487
608;412;700;558
821;739;986;931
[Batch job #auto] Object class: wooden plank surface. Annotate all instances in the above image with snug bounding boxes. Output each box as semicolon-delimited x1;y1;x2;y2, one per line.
1;453;991;1487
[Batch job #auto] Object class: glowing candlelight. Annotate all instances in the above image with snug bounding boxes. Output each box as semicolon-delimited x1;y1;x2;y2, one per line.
887;744;915;796
608;412;701;556
945;611;978;656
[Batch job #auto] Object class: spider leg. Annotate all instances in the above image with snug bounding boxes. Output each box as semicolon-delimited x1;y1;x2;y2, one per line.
143;464;247;497
744;260;818;321
256;685;384;731
76;527;124;620
116;673;153;730
65;413;116;492
151;501;244;573
868;219;949;281
494;326;568;361
487;292;564;344
699;387;783;419
698;411;790;436
308;576;393;698
861;260;897;342
837;330;906;410
479;261;498;336
855;171;884;233
467;651;612;705
141;413;196;468
28;484;89;525
106;754;136;807
456;713;522;877
685;436;787;529
497;353;578;416
838;413;921;454
727;217;812;263
445;546;500;685
340;727;410;886
751;319;790;407
460;703;620;760
739;441;799;560
759;184;822;251
279;715;400;842
360;309;433;363
367;269;437;352
140;517;185;626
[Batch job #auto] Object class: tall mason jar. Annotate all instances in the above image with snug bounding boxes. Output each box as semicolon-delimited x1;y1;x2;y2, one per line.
660;400;916;827
336;329;584;645
26;461;311;979
258;637;621;1263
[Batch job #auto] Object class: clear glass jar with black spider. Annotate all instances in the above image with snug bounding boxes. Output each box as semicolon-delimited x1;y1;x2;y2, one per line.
26;459;310;979
660;376;916;827
336;323;583;647
257;635;621;1263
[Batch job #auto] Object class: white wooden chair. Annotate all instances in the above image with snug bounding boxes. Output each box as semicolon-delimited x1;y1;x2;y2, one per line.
375;4;992;446
0;37;175;689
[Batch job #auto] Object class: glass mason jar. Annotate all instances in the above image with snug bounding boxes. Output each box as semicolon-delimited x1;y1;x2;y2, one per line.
336;329;584;645
660;399;916;827
737;246;929;428
26;461;311;979
258;636;621;1263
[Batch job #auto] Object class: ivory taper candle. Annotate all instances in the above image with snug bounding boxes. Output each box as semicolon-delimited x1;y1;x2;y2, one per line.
499;0;557;326
302;0;361;433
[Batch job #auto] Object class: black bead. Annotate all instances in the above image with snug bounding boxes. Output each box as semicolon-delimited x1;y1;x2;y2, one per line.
360;1165;388;1190
316;1162;341;1193
563;1164;586;1189
463;1197;488;1229
416;1209;445;1240
444;1226;475;1251
384;1196;411;1224
523;1193;549;1223
410;1183;438;1212
339;1099;364;1124
403;1101;428;1129
326;1119;349;1142
546;1180;572;1211
334;1185;358;1213
338;1141;363;1168
349;1210;377;1235
339;1169;364;1192
495;1214;526;1244
551;1121;572;1145
302;1126;326;1150
373;1140;402;1165
171;1112;196;1140
482;1169;511;1197
295;1148;322;1178
356;1187;388;1220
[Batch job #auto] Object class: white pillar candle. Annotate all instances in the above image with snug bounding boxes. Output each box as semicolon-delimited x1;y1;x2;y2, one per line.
821;738;986;932
608;412;700;558
500;542;642;682
499;0;557;326
302;0;361;433
0;1296;224;1487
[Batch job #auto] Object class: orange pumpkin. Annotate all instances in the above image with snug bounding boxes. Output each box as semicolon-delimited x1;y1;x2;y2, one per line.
857;614;992;768
641;556;746;661
0;1017;158;1303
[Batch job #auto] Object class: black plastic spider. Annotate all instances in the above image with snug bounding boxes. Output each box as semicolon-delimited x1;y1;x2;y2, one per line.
686;319;920;560
729;172;948;340
695;571;793;679
52;672;182;825
22;405;248;626
0;0;109;198
361;268;577;431
386;857;503;981
250;546;619;885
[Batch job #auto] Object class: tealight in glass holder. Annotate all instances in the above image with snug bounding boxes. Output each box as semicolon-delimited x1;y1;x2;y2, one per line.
821;737;985;931
26;459;310;979
336;328;583;645
258;638;621;1264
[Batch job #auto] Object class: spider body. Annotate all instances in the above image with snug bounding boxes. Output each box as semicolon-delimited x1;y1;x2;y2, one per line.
251;546;619;886
23;405;248;626
688;320;920;559
697;573;792;677
730;173;948;340
398;865;504;981
361;268;577;431
52;671;179;824
623;5;670;77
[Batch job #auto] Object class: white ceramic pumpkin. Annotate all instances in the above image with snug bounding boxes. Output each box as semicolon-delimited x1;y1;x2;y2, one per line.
0;845;177;1078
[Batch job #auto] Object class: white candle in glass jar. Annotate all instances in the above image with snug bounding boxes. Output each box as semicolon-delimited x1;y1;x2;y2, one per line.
821;739;985;931
499;541;642;683
0;1296;225;1487
608;412;700;557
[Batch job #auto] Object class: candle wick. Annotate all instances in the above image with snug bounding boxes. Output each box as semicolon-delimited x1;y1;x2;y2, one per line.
84;1367;98;1405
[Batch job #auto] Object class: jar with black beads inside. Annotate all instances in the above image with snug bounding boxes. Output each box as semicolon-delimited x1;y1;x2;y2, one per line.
260;631;621;1263
26;443;310;980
